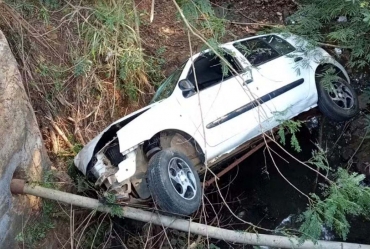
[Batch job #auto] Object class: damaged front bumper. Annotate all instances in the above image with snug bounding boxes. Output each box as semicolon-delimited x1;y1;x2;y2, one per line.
87;142;155;202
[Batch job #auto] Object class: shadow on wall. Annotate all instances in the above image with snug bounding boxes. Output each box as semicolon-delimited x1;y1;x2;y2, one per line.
0;30;50;248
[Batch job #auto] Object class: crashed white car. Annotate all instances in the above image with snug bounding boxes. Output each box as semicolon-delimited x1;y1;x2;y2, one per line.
75;34;359;215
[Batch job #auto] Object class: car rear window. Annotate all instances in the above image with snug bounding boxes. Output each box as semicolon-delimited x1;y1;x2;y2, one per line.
233;35;295;66
261;35;296;55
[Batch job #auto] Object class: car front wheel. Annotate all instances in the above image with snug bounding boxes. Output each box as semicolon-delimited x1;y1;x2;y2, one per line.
147;148;201;216
317;77;359;122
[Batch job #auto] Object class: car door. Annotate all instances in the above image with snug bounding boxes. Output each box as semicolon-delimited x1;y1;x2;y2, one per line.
176;50;258;152
233;35;312;131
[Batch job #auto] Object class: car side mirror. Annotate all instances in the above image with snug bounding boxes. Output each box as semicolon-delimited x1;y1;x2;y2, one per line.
178;79;196;97
179;79;194;91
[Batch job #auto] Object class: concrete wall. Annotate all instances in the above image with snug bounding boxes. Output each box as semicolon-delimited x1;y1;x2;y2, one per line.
0;30;50;248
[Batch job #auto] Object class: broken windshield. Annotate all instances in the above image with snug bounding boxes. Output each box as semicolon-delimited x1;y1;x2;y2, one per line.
151;64;185;103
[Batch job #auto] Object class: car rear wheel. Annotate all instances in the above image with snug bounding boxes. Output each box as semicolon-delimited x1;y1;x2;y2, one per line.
147;148;201;216
316;77;359;122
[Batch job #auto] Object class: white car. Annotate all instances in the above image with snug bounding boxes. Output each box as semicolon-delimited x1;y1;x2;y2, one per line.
74;33;359;215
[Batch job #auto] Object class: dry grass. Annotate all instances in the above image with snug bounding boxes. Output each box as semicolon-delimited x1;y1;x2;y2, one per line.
0;1;166;247
0;0;166;162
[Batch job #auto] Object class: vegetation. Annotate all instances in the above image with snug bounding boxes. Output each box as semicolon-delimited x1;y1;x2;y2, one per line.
176;0;370;244
299;169;370;241
278;119;303;153
280;0;370;68
15;171;57;248
2;0;370;247
80;0;163;101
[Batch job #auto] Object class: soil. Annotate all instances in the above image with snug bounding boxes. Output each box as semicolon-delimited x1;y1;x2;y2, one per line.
138;0;296;75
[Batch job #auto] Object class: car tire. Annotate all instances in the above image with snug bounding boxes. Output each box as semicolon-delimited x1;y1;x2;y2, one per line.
316;77;359;122
147;148;201;216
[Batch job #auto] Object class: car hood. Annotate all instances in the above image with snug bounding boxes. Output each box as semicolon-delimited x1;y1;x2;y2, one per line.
74;102;158;175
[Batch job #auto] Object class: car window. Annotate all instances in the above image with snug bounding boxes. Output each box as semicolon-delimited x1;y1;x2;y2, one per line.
151;64;184;103
234;38;280;66
187;51;242;91
260;35;295;55
233;35;295;66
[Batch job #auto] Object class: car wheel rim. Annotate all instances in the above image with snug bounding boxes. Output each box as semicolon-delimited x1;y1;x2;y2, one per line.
168;157;197;200
328;81;355;109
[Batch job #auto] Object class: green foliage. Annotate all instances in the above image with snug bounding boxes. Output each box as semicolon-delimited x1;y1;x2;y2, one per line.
15;168;67;247
36;62;66;94
75;175;96;193
41;170;56;188
82;0;164;102
74;58;92;77
278;120;303;152
6;0;37;17
39;0;61;10
104;193;124;218
38;6;50;24
307;145;330;174
177;0;226;39
280;0;370;68
15;216;55;248
299;169;370;241
316;66;342;93
177;0;230;75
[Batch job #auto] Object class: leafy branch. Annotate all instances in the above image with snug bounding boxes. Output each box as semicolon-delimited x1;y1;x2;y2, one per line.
278;119;303;152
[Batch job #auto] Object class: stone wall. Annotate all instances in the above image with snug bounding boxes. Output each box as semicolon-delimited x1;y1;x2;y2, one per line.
0;30;50;248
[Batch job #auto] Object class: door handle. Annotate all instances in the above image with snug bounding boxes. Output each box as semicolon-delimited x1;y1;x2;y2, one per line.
294;56;303;62
243;79;253;86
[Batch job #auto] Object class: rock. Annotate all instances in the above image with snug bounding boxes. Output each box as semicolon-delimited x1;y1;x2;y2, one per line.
349;117;368;137
341;147;355;161
276;12;282;16
255;0;261;3
0;30;50;247
337;16;348;23
334;48;342;55
358;93;369;110
357;162;370;176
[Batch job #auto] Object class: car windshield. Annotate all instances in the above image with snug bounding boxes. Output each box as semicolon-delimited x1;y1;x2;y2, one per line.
151;64;185;103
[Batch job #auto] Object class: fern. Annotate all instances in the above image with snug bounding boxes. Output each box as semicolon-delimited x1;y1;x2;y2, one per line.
278;120;303;152
104;193;124;218
299;169;370;241
316;66;342;93
272;0;370;68
307;145;330;174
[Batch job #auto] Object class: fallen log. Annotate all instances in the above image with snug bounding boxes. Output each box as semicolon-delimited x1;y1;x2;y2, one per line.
10;179;370;249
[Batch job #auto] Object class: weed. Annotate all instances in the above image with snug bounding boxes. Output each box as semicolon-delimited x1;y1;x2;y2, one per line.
81;0;162;102
39;0;61;10
6;0;36;17
41;170;55;188
38;6;50;25
16;172;57;248
104;193;124;218
15;215;55;248
278;120;303;153
74;58;92;77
